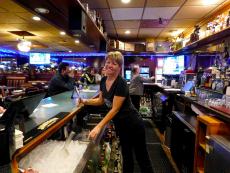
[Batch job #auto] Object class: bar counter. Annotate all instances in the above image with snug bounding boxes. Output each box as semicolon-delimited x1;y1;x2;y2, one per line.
177;94;230;123
11;85;100;173
142;83;230;127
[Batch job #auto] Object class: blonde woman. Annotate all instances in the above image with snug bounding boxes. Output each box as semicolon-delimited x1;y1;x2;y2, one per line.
78;51;153;173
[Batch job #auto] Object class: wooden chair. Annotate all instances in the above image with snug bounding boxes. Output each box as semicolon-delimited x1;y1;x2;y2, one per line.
6;76;26;87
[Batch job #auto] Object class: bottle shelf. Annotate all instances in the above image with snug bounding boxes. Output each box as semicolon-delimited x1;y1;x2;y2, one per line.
196;87;224;95
174;27;230;54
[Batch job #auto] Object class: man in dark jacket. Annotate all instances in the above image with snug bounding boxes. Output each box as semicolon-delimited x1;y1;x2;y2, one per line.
48;62;75;96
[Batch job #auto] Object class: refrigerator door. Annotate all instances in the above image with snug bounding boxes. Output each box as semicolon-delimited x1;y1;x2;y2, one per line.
205;135;230;173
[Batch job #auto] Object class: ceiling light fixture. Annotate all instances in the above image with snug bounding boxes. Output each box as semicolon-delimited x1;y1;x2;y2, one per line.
17;39;32;52
121;0;131;4
32;16;41;21
35;7;50;14
69;50;72;53
202;0;218;5
170;30;180;37
60;31;66;35
125;30;131;34
75;40;80;44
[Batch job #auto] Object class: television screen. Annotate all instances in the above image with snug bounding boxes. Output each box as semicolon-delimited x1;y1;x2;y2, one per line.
140;73;150;78
29;53;50;64
125;70;131;80
157;58;163;67
163;56;184;75
140;67;149;73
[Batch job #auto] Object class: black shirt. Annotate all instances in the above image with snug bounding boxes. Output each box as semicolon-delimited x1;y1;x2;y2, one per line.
100;75;141;130
48;73;75;96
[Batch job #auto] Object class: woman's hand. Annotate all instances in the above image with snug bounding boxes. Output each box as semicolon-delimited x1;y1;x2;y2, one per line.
76;98;86;107
88;125;102;140
0;106;5;114
24;168;39;173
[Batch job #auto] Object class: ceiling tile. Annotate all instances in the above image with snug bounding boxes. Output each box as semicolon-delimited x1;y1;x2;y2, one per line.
140;19;170;28
167;19;198;28
146;0;184;7
138;28;163;38
174;5;216;19
80;0;108;9
108;0;145;8
115;20;140;29
143;7;179;20
97;9;112;20
111;8;143;20
104;20;114;29
106;28;117;35
185;0;226;6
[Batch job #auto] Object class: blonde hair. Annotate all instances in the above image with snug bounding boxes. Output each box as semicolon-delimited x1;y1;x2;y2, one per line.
105;51;124;66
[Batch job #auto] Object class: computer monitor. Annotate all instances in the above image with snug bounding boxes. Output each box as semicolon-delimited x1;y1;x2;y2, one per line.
140;67;149;74
182;81;194;93
140;73;150;78
0;93;46;129
125;69;132;80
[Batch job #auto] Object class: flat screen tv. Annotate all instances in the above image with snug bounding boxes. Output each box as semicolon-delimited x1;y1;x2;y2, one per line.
140;67;149;74
29;53;50;65
163;55;184;75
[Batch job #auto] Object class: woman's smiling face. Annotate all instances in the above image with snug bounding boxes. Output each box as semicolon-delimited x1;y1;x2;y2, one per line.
105;57;121;76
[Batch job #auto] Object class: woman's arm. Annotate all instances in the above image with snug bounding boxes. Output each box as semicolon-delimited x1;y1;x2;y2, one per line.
79;91;104;106
88;95;125;140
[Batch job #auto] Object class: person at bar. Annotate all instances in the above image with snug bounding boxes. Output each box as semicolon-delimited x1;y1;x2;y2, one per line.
47;62;75;96
80;67;96;85
129;65;154;111
78;51;154;173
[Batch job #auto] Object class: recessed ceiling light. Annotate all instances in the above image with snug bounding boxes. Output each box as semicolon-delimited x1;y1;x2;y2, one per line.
60;31;66;35
69;50;72;53
125;30;131;34
170;30;180;37
121;0;131;4
202;0;218;5
32;16;41;21
34;7;50;14
75;40;80;44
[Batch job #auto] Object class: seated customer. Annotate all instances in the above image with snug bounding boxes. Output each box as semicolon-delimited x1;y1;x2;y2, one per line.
80;67;96;85
48;62;75;96
129;65;154;111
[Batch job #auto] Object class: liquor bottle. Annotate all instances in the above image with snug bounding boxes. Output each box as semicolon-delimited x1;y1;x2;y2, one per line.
226;11;230;27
